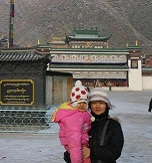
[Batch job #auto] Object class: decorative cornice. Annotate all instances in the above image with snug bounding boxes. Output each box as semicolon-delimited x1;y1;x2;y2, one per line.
51;53;127;64
68;71;127;79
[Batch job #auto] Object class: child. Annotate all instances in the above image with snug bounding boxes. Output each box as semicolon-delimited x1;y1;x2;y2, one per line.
51;80;94;163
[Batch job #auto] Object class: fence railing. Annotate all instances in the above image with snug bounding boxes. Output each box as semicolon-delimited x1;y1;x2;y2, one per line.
0;106;52;132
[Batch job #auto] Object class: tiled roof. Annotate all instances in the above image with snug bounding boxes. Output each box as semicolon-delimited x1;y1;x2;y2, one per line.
142;67;152;71
67;28;111;41
0;49;45;62
68;35;110;41
73;29;99;35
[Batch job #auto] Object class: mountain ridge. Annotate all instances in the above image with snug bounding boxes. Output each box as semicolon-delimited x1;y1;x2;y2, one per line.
0;0;152;54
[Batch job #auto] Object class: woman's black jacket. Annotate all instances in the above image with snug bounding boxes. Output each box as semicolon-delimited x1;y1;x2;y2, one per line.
89;114;124;163
64;112;124;163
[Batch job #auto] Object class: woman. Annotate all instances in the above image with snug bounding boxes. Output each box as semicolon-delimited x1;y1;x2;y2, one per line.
64;87;124;163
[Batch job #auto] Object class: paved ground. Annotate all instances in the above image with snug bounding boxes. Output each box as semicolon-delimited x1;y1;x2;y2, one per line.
0;91;152;163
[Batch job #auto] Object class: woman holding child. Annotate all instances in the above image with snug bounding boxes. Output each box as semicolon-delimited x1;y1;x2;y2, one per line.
64;86;124;163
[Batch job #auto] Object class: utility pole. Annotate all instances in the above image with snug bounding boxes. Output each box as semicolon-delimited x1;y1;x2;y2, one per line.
9;0;14;48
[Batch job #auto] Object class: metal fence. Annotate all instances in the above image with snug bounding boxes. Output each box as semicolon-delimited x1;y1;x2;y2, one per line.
0;105;52;132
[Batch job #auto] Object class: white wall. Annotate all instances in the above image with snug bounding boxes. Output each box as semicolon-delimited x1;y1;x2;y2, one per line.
142;76;152;90
128;60;142;91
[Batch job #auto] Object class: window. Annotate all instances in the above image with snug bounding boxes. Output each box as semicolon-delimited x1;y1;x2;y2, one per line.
131;59;138;68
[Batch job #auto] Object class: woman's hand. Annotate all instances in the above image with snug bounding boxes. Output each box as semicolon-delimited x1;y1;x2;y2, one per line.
82;146;90;159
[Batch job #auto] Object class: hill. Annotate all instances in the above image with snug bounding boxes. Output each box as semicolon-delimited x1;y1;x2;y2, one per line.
0;0;152;54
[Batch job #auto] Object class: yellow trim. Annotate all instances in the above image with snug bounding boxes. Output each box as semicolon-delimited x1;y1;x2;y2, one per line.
51;108;58;122
51;102;75;122
37;39;40;45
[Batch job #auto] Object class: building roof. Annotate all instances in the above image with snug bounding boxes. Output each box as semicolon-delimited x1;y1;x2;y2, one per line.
0;49;50;62
142;67;152;71
66;28;111;42
127;45;142;50
73;29;99;35
46;70;72;76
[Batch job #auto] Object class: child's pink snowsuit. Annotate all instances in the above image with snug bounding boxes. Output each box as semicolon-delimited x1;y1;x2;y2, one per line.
52;102;91;163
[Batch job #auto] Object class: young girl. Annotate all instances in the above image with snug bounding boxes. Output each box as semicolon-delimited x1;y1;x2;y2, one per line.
51;80;94;163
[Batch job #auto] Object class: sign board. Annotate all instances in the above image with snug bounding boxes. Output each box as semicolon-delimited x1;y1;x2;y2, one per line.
0;80;34;105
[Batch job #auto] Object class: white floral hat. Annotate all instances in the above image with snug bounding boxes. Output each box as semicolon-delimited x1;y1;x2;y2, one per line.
70;80;89;107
